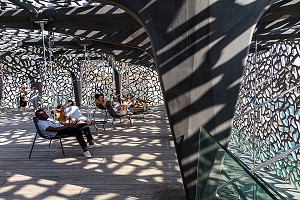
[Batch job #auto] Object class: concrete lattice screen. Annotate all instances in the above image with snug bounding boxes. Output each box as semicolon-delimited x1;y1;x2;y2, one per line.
79;61;164;107
232;40;300;190
0;55;163;109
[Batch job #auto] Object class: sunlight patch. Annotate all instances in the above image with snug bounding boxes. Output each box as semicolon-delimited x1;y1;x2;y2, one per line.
53;158;77;164
129;160;149;167
138;153;157;160
94;193;119;199
14;184;48;198
136;178;148;183
83;164;99;170
153;176;164;183
7;174;32;182
37;179;57;186
107;163;118;169
58;184;89;197
137;169;163;176
0;185;16;194
112;154;133;163
113;165;136;175
95;168;104;173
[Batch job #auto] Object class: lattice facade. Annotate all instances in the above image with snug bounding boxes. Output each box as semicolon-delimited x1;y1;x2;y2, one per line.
0;54;75;109
80;60;164;107
232;40;300;189
0;55;164;110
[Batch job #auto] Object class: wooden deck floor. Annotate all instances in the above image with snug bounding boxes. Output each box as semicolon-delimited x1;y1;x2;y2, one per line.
0;106;185;200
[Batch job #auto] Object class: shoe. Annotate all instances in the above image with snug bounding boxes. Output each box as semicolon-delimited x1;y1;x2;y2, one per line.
83;151;91;158
88;143;101;148
127;111;133;115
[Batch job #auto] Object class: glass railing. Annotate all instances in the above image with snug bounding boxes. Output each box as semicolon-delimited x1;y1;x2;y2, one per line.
196;127;283;200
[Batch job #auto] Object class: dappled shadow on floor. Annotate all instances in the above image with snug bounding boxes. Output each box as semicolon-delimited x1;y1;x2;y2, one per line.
0;106;185;199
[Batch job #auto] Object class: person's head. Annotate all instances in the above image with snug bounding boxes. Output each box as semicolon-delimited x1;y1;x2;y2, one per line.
99;93;104;100
113;95;118;102
95;94;100;100
65;100;74;107
132;99;137;105
31;86;36;91
35;109;49;120
21;86;25;91
56;104;64;112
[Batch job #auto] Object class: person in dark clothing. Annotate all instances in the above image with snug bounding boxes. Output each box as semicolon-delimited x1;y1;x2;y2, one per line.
35;109;97;158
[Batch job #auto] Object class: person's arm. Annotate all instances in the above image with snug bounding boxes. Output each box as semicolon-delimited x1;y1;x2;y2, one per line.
45;123;76;132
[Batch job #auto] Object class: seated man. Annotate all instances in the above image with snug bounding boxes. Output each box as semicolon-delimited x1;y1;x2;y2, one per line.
35;109;96;158
65;100;94;124
95;93;106;109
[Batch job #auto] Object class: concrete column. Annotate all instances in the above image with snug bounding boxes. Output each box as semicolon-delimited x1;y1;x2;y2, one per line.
97;0;275;198
107;54;121;97
70;72;82;107
0;73;3;102
113;68;121;98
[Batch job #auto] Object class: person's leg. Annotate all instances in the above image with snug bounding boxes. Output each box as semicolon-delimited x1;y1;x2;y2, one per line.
33;98;38;110
121;104;128;114
56;128;88;150
82;127;94;144
75;124;94;145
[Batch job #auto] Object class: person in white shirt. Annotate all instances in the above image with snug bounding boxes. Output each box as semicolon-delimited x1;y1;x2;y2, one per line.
64;100;89;121
112;96;131;115
35;109;95;158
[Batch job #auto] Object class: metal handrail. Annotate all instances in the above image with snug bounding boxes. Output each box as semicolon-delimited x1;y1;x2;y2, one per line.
199;128;281;199
250;143;300;173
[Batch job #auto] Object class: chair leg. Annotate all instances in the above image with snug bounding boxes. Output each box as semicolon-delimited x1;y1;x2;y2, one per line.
94;124;100;134
29;132;38;159
59;138;66;158
104;110;108;120
49;139;52;147
128;116;132;127
111;118;115;128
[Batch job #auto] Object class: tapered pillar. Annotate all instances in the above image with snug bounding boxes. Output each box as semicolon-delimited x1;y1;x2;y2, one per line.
97;0;275;198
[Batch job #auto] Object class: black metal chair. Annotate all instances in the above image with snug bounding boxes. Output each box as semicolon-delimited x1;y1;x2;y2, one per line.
107;107;132;128
96;105;108;120
29;117;68;158
92;108;107;134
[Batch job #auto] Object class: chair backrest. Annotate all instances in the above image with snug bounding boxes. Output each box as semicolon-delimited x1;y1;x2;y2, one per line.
32;117;49;139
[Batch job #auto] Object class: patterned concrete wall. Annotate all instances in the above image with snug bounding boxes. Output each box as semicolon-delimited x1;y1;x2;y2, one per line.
0;55;163;110
232;40;300;189
80;60;164;107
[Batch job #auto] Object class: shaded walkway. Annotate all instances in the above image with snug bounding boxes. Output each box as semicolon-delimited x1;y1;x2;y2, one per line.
0;106;185;199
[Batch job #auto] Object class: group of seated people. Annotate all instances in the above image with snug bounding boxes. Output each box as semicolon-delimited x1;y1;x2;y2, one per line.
95;93;146;116
35;100;99;158
34;94;147;158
